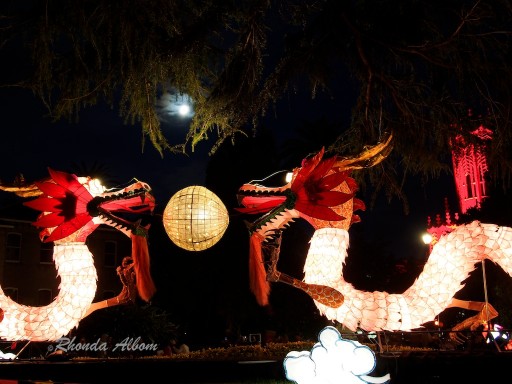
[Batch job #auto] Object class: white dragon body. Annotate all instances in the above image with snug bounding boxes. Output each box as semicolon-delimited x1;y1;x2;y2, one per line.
0;169;156;342
0;242;97;341
304;222;511;331
237;137;506;332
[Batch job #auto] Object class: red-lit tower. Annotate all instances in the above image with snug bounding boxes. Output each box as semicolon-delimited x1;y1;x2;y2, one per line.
450;125;493;214
425;123;492;249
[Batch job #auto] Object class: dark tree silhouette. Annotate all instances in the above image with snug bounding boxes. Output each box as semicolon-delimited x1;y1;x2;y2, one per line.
1;0;512;202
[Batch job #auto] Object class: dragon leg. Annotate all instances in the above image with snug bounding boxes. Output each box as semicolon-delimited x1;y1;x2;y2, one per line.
84;257;138;318
263;231;344;308
448;299;498;343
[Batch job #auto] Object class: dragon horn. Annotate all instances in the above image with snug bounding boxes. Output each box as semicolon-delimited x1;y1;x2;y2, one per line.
334;133;393;170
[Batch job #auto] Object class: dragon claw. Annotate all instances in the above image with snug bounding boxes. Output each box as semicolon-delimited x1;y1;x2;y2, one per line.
116;257;137;304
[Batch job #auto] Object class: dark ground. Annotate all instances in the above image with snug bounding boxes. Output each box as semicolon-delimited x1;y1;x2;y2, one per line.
0;350;511;384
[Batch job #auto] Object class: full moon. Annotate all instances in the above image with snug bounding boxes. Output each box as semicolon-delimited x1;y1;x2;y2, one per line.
178;104;191;116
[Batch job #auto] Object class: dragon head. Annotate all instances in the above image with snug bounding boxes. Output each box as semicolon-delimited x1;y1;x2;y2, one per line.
23;168;156;301
236;148;362;239
235;135;393;306
237;135;393;236
23;168;155;243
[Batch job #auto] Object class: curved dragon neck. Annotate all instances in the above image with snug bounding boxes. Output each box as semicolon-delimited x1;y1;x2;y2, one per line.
304;228;350;286
0;243;97;341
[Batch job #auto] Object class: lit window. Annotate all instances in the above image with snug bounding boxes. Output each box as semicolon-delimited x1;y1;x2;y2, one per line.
465;174;473;198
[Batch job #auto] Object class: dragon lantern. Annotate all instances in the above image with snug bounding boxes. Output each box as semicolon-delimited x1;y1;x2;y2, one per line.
237;135;507;332
0;168;156;341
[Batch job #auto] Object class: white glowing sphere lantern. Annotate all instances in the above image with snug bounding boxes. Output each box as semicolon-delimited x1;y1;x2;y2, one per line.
163;186;229;251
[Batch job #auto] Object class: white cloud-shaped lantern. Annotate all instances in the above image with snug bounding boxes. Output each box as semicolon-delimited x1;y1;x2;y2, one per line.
284;326;390;384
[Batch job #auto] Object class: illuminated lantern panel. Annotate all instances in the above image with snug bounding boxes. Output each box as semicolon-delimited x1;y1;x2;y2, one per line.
163;186;229;251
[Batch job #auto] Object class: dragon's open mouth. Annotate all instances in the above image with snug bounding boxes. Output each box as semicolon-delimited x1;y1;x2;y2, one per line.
237;187;289;211
237;170;294;214
88;182;155;233
236;178;298;237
